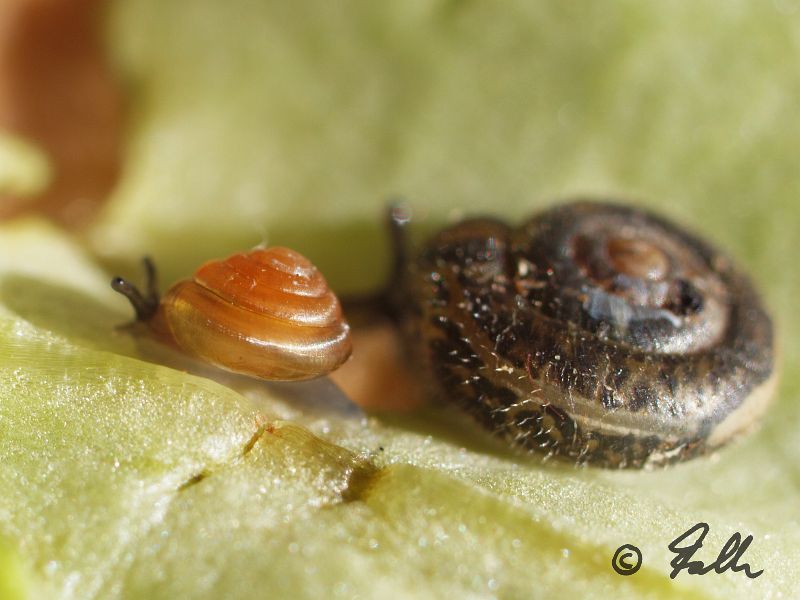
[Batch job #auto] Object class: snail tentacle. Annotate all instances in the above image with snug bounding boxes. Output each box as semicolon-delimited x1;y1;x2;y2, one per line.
387;201;412;288
111;256;160;322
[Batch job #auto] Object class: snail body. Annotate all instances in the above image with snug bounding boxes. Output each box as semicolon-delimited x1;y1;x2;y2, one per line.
392;201;776;468
112;247;351;381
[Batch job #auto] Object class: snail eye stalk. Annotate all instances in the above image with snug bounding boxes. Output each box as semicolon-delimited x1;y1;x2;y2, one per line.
111;256;160;322
387;201;412;285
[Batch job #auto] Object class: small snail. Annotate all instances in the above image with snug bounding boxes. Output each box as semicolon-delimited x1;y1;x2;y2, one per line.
388;201;776;468
111;247;352;381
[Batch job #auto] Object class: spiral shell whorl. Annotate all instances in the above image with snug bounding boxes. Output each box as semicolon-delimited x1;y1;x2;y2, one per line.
402;201;775;468
161;247;351;381
193;247;342;327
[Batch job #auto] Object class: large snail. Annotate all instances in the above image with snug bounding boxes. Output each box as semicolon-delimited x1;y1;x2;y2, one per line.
388;201;776;468
111;247;352;381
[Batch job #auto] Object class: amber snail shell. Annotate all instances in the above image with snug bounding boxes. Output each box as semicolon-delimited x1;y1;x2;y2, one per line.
112;247;352;381
392;201;776;468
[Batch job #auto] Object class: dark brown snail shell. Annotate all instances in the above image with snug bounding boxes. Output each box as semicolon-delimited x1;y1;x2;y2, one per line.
393;201;776;468
112;247;352;381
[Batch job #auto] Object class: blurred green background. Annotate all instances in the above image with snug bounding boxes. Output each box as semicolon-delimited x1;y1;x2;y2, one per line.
0;1;798;598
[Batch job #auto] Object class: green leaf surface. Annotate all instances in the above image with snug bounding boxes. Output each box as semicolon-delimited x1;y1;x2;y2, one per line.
2;1;799;598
